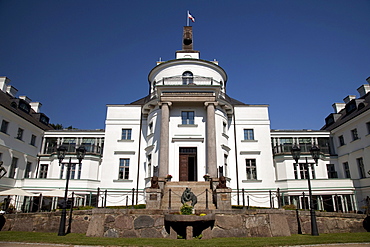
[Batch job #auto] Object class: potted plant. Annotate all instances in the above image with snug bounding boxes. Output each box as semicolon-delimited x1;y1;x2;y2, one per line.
203;174;210;181
166;174;172;181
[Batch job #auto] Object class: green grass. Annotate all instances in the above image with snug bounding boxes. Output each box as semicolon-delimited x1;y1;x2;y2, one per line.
0;232;369;247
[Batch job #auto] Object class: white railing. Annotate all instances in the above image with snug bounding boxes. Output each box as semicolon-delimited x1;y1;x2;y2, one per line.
155;76;222;86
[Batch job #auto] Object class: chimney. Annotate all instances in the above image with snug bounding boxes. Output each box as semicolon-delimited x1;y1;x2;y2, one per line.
0;77;11;92
6;85;18;97
30;102;42;113
332;103;346;113
19;96;32;103
343;95;356;104
357;84;370;97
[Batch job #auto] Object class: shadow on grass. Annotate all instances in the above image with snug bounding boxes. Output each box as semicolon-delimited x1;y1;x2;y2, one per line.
0;232;369;247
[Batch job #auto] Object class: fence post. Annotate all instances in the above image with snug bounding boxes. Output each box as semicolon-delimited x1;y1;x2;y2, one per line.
296;209;302;234
131;188;135;209
247;195;249;209
242;189;245;207
277;188;281;208
302;192;306;210
96;188;100;208
206;189;209;210
104;190;107;208
269;190;272;209
168;189;172;210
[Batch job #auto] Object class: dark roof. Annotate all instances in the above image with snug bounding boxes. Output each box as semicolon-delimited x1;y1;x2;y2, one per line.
321;91;370;131
129;94;153;105
0;90;54;131
223;94;246;105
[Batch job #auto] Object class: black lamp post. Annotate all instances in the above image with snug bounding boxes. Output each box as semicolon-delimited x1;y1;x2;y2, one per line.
291;143;320;236
57;145;85;236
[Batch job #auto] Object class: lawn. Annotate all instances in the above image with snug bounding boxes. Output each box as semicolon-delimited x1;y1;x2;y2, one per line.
0;232;369;247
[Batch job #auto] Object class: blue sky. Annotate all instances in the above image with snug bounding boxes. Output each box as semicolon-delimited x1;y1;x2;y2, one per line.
1;0;369;130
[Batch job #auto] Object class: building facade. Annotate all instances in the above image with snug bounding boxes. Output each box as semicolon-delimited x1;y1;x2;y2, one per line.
322;80;370;211
0;27;369;212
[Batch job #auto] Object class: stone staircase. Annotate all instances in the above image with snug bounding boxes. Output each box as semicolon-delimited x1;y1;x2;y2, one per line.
161;181;216;210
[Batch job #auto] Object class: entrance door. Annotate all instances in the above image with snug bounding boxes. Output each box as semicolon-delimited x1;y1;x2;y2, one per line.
179;147;197;181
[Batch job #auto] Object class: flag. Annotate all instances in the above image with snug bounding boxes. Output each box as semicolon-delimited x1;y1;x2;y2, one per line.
188;12;195;22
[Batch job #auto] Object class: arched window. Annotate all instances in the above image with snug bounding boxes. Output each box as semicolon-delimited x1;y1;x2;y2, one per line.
182;71;193;85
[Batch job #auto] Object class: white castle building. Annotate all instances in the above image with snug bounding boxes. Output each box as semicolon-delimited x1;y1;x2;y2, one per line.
0;27;369;213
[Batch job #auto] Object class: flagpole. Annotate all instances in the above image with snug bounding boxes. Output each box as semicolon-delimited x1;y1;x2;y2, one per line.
187;10;189;26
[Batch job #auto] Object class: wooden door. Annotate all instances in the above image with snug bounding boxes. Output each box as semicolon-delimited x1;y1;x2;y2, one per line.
179;154;189;181
179;147;197;181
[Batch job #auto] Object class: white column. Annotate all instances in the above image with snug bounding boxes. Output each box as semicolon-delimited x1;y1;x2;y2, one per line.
159;102;171;178
205;102;218;178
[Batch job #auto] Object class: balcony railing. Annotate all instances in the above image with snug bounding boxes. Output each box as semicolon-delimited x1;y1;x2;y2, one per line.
272;143;330;156
155;76;222;86
44;144;103;155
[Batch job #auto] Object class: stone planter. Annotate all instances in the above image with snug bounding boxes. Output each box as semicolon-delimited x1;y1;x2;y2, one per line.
165;213;215;240
165;213;215;222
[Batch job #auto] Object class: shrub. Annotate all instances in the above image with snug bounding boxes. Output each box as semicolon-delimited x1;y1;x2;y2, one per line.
180;204;193;215
283;204;297;210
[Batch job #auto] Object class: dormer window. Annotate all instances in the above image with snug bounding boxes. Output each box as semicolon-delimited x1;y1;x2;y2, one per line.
18;100;31;113
345;101;356;114
39;114;49;125
182;71;193;85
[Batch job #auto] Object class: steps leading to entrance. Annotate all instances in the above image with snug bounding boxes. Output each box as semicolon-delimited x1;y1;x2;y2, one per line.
161;181;216;210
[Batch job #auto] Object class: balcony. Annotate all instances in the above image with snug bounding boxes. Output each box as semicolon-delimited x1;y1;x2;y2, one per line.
155;76;222;86
44;144;103;155
272;143;330;156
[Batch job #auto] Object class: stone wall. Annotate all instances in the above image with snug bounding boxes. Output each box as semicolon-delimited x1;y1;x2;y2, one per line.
1;210;92;233
1;208;366;239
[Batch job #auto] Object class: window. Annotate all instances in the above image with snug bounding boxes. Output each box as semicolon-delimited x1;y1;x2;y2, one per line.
39;164;48;179
299;164;309;179
294;163;314;179
338;135;345;146
119;158;130;179
357;158;365;179
70;164;76;179
243;129;254;140
1;120;9;134
16;128;24;140
182;71;193;85
293;164;298;179
223;122;227;134
326;164;338;178
149;122;153;134
9;157;18;178
351;129;359;141
18;101;30;113
224;154;228;177
24;162;32;178
147;154;152;177
343;162;351;178
311;164;316;179
30;135;36;146
121;129;132;140
246;159;257;180
62;138;76;152
77;163;82;179
181;111;194;125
